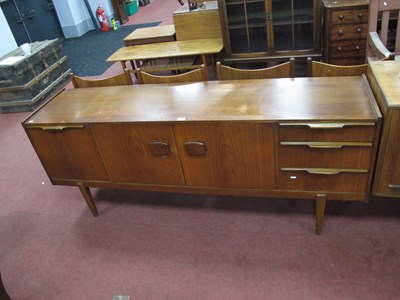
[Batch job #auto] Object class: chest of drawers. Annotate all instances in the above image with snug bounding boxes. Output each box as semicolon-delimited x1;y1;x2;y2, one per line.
322;0;369;65
22;77;381;234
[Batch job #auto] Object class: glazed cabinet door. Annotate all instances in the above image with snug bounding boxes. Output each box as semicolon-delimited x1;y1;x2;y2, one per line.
25;125;109;182
219;0;270;55
90;123;185;185
174;123;275;189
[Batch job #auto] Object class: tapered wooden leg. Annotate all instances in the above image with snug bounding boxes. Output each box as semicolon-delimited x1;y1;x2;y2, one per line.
315;194;326;235
77;183;98;217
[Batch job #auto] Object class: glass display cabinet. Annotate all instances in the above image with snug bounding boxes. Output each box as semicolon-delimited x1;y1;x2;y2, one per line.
218;0;322;61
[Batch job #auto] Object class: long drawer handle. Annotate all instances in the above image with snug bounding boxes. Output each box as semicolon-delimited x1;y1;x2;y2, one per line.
280;142;372;148
28;125;84;130
281;168;368;175
148;141;171;156
388;184;400;189
184;141;206;156
279;122;375;129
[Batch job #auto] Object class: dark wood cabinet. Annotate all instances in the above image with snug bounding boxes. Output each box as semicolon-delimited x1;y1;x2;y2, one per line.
111;0;128;24
322;0;369;65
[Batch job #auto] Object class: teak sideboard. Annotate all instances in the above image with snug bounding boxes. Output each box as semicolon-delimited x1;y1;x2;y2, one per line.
22;77;381;234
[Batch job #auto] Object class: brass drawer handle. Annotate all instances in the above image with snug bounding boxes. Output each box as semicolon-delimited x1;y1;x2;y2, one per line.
279;122;375;129
279;142;372;148
184;141;206;156
281;168;368;175
388;184;400;189
27;125;84;130
148;141;171;156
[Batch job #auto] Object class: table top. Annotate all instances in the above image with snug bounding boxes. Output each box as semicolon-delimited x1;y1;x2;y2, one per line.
24;77;380;125
123;25;176;42
368;60;400;107
107;38;224;62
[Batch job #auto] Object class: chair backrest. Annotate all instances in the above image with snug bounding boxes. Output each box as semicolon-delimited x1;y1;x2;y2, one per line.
367;0;400;60
307;58;368;77
70;69;133;88
216;58;295;80
138;65;207;84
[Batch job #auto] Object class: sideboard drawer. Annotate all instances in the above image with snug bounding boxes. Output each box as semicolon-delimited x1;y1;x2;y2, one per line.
278;123;376;142
331;9;368;24
278;169;369;193
279;142;373;169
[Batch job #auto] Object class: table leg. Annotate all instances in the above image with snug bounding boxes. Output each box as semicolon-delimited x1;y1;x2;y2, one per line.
315;194;326;235
77;183;98;217
201;54;208;80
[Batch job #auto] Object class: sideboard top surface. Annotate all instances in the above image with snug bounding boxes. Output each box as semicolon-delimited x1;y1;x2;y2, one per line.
368;61;400;107
24;77;379;125
322;0;369;8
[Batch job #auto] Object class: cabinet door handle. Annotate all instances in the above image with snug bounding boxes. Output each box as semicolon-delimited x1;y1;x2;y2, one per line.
148;141;171;156
281;168;368;175
184;141;206;156
27;125;84;130
388;184;400;189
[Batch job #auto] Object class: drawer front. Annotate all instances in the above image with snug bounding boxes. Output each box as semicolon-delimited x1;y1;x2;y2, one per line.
278;170;369;193
330;40;366;57
331;9;368;24
331;24;367;40
278;123;376;142
329;57;366;65
279;142;373;169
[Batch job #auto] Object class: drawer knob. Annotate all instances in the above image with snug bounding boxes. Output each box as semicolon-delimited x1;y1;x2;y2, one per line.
356;27;362;33
148;141;171;156
338;29;343;35
184;141;206;156
338;14;344;20
358;13;363;18
337;46;342;51
355;45;360;50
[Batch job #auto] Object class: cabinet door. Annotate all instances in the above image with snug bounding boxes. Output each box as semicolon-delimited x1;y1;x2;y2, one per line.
90;123;185;185
26;126;109;181
222;0;270;54
272;0;315;51
376;112;400;196
174;123;275;189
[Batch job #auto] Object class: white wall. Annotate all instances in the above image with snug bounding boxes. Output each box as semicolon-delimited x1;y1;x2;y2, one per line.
0;7;17;58
53;0;114;38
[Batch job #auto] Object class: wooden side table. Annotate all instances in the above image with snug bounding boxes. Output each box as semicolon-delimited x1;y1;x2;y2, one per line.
123;25;176;46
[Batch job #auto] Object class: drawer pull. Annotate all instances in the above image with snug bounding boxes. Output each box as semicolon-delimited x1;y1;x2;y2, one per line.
338;14;344;20
281;168;368;175
337;46;342;51
148;141;171;156
338;29;343;35
184;141;206;156
279;122;375;129
28;125;84;130
356;27;362;33
355;45;361;50
280;142;372;148
388;184;400;189
358;13;363;18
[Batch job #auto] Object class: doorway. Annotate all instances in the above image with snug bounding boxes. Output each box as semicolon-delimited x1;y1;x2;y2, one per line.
1;0;63;46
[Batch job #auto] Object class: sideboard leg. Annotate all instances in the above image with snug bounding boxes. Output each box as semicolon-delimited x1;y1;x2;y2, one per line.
77;183;99;217
315;194;326;235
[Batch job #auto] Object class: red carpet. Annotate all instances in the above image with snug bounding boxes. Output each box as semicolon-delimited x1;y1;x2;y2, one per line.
1;1;400;299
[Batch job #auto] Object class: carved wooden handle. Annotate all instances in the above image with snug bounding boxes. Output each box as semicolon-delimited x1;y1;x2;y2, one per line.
184;141;206;156
148;141;171;156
